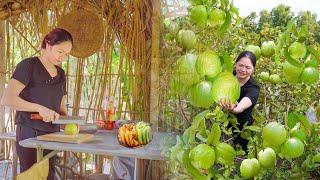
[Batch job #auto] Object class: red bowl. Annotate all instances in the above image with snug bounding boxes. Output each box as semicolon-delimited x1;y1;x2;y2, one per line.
105;121;115;130
95;120;105;129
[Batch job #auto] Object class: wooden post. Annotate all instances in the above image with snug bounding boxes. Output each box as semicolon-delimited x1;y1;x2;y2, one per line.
0;20;5;155
149;1;167;180
151;160;165;180
150;0;161;131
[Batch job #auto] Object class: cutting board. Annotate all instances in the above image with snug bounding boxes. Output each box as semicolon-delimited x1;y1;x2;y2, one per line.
37;132;94;144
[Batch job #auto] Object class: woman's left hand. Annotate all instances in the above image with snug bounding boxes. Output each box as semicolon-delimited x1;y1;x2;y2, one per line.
219;98;237;112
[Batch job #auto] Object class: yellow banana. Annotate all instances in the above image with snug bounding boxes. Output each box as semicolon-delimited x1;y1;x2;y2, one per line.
129;131;135;147
125;131;132;147
132;139;139;147
119;127;127;145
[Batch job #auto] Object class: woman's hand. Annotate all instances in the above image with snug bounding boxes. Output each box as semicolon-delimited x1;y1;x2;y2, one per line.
37;106;60;122
219;98;237;112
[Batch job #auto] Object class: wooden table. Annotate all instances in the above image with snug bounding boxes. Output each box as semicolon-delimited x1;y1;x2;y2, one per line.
19;130;173;179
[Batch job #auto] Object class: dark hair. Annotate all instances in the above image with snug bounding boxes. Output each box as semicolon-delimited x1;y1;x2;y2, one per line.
41;28;73;49
235;51;257;67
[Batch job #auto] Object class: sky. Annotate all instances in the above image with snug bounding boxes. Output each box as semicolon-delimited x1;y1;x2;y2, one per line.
233;0;320;20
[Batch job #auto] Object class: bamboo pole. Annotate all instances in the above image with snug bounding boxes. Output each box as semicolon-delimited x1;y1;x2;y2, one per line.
0;20;5;154
150;0;160;130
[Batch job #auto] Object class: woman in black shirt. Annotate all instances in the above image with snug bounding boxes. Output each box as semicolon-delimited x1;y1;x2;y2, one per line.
219;51;260;152
1;28;73;179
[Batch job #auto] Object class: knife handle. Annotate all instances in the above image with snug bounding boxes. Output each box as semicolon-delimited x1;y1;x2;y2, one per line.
30;114;43;120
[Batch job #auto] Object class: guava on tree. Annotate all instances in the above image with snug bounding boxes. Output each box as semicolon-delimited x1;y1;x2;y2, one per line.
262;122;287;147
189;81;214;108
207;8;226;27
246;45;261;59
269;74;281;84
261;41;276;57
282;61;304;84
240;158;260;178
258;148;276;168
281;137;305;159
259;71;270;82
301;67;319;84
189;144;215;170
177;29;197;50
211;72;240;104
190;5;208;27
195;50;222;79
215;142;236;166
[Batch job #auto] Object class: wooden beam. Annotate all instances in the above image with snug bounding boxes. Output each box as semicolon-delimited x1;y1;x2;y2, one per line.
150;0;161;131
0;20;5;153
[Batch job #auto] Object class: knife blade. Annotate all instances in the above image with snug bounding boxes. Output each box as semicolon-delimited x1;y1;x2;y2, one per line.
30;114;86;125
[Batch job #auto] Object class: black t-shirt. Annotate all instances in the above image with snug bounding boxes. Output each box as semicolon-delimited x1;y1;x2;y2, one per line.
11;57;67;132
235;77;260;128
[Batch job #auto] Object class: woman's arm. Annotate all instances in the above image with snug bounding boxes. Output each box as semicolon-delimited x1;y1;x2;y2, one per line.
219;97;252;114
219;85;259;114
1;79;42;112
230;97;252;114
1;79;59;122
59;95;68;116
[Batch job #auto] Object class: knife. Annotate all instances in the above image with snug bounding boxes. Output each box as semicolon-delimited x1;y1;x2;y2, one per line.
30;114;86;125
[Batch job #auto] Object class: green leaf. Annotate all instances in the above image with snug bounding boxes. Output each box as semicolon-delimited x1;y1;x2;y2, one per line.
283;47;303;67
235;149;245;156
205;112;215;119
242;125;261;132
223;120;229;127
313;153;320;163
307;46;320;64
196;132;207;143
298;25;308;42
297;113;312;131
192;110;210;127
282;20;297;46
287;112;300;129
230;1;240;21
222;53;233;72
220;0;229;10
207;123;221;146
218;11;232;33
182;127;191;145
188;127;197;145
170;136;185;163
192;110;209;137
287;20;298;35
302;154;317;171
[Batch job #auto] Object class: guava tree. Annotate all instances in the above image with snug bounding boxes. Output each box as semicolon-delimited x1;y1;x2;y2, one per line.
160;1;320;179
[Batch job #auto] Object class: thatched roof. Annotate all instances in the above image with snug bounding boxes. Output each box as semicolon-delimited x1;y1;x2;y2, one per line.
0;0;153;39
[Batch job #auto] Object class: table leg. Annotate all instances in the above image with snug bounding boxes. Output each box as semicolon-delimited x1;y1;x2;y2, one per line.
12;142;17;177
134;158;137;180
135;159;151;180
36;147;58;162
79;153;83;177
36;147;44;162
63;151;67;179
95;154;103;173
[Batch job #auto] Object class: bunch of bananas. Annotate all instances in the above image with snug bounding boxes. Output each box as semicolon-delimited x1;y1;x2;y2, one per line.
118;122;152;147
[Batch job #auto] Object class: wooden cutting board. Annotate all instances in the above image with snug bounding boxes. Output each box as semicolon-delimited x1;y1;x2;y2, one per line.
37;132;94;144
